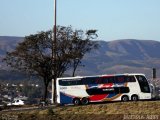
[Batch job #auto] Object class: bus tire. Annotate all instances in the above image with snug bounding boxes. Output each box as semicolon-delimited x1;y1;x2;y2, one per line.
81;98;89;105
121;95;129;102
73;98;81;105
131;95;139;101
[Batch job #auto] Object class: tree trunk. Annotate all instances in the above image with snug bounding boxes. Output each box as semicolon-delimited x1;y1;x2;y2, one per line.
72;67;76;77
44;85;48;101
72;59;80;77
44;80;49;102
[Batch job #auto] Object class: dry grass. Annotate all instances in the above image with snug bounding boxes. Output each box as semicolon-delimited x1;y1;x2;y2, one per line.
0;101;160;120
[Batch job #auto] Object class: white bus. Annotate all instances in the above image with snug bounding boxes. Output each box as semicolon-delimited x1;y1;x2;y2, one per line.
56;73;152;105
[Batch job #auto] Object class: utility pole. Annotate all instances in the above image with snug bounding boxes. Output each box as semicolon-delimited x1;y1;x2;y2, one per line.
52;0;57;104
152;68;156;79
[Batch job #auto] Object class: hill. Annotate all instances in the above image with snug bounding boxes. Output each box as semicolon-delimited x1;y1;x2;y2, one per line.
1;36;160;79
0;36;23;56
0;36;26;81
0;36;23;70
79;39;160;78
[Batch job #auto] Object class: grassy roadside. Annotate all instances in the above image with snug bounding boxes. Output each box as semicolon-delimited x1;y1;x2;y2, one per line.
0;101;160;120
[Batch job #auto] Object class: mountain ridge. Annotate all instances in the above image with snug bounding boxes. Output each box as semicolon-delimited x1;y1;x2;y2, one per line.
0;36;160;79
80;39;160;78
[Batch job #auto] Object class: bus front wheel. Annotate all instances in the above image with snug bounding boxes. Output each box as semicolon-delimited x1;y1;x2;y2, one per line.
73;98;81;105
81;98;89;105
121;95;129;102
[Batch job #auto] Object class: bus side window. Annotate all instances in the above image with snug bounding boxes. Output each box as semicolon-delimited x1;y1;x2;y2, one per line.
126;76;136;82
95;77;102;84
115;76;125;83
59;79;82;86
70;80;82;86
90;77;98;84
59;80;67;86
108;77;114;83
119;87;130;93
82;78;93;84
67;81;72;86
75;80;82;85
102;77;108;83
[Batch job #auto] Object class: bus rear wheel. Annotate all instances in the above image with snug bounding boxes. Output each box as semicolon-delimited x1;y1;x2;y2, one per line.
81;98;89;105
131;95;139;101
73;98;81;105
121;95;129;102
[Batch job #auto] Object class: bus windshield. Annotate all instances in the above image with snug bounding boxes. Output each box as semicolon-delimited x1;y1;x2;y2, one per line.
136;75;150;93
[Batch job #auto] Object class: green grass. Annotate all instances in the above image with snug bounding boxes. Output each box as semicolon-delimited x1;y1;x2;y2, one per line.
1;101;160;120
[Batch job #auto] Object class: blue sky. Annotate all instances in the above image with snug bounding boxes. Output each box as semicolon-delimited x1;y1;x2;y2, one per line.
0;0;160;41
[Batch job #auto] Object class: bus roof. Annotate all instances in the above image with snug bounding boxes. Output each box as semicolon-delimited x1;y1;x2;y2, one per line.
56;73;145;80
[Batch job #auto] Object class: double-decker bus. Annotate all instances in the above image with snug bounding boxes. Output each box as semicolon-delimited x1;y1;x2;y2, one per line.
56;73;151;105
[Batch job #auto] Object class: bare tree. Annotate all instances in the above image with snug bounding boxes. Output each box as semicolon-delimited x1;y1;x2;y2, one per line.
4;26;98;102
70;29;98;76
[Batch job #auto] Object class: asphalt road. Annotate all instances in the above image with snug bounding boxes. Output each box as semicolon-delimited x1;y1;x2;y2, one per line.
0;105;56;113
